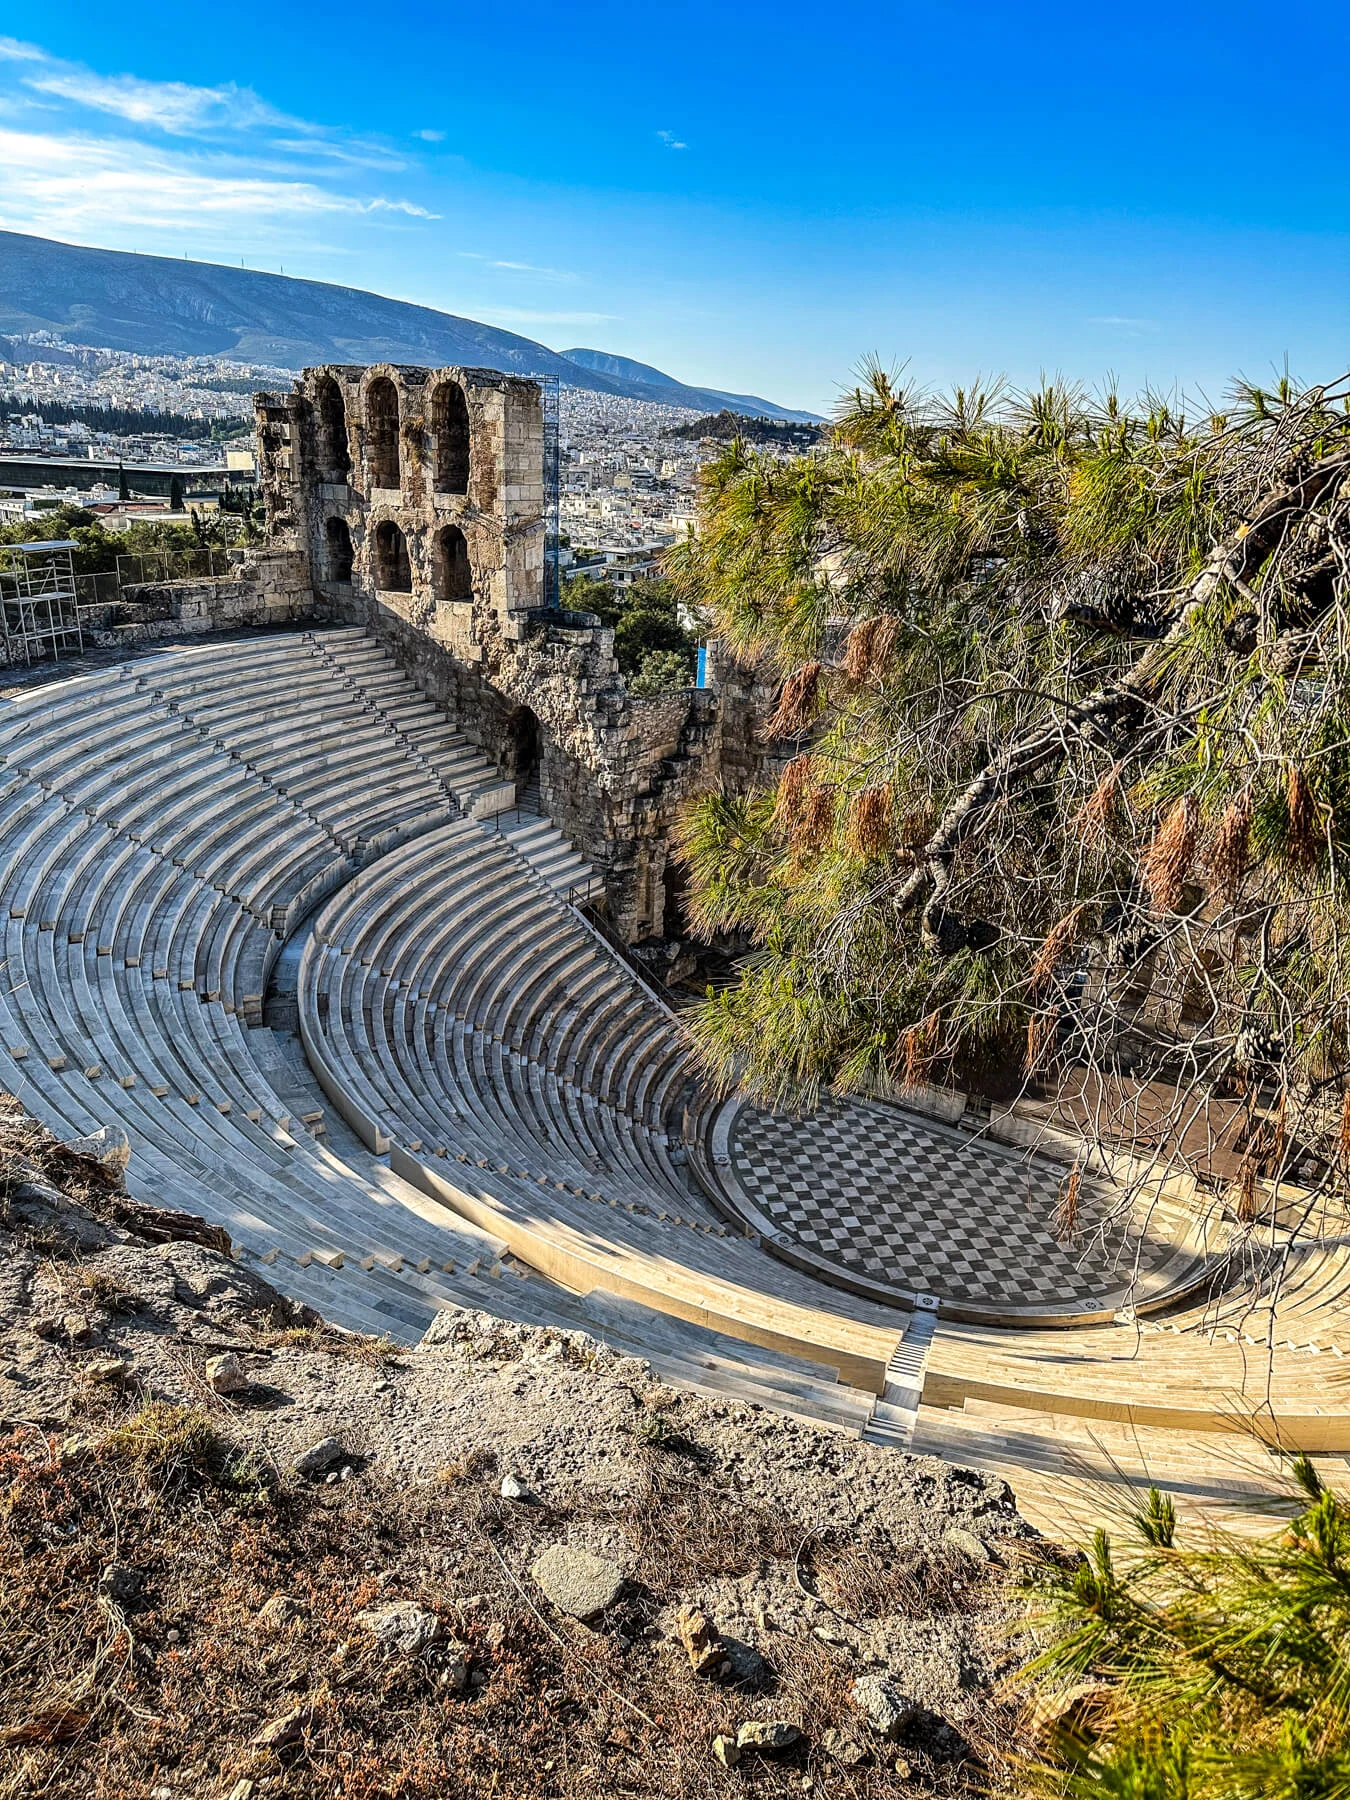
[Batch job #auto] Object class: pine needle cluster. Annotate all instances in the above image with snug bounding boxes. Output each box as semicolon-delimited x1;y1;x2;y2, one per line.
667;366;1350;1199
1018;1467;1350;1798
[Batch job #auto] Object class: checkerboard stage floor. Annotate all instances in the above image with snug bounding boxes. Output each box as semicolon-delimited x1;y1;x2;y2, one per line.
731;1096;1174;1309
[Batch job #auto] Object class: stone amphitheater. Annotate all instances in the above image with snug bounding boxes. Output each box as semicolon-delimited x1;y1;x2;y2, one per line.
3;361;1348;1534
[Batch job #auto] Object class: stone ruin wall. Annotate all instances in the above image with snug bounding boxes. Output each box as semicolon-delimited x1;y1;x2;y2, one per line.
254;363;771;941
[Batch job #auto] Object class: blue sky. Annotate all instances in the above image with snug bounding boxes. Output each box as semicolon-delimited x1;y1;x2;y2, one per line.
0;1;1345;414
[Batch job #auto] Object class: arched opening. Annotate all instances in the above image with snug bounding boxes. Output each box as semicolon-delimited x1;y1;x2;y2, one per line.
662;851;689;940
510;705;541;804
374;519;412;592
433;524;473;602
431;380;470;495
314;376;350;481
365;376;400;490
324;516;354;582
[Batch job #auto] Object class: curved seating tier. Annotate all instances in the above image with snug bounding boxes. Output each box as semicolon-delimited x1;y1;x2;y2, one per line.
0;630;897;1434
0;633;542;1316
299;821;908;1392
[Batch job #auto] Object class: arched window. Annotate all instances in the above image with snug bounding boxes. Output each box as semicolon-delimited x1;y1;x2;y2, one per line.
433;524;472;602
430;380;470;495
374;520;412;592
314;376;350;481
365;376;400;490
324;516;353;582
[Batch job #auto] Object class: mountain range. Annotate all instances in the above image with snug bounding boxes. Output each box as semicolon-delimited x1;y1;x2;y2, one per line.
0;232;818;422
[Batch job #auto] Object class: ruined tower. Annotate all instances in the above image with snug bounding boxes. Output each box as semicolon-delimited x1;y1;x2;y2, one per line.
255;365;755;940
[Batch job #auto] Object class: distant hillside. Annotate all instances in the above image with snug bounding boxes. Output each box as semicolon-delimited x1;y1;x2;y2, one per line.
0;232;816;422
662;407;823;446
558;349;818;422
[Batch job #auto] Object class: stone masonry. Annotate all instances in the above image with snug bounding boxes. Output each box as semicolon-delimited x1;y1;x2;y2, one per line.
254;363;765;939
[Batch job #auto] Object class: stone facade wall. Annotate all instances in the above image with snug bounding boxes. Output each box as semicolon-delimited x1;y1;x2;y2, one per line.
69;548;322;660
254;364;766;940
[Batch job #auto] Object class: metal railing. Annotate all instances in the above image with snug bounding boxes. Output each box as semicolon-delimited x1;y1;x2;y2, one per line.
116;547;239;587
74;571;119;608
524;606;602;632
570;894;684;1012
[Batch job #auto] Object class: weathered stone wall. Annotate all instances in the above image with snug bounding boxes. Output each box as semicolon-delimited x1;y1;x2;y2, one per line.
254;364;765;940
74;548;322;658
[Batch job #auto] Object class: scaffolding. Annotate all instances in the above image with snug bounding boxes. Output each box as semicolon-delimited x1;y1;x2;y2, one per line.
541;375;561;610
0;540;84;666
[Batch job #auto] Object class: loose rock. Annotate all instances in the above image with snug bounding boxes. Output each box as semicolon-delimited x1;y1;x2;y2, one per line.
675;1601;724;1675
499;1472;531;1501
355;1600;443;1655
943;1526;991;1564
87;1357;130;1383
712;1733;741;1768
736;1720;802;1755
97;1563;142;1604
251;1703;318;1750
206;1352;250;1395
293;1436;345;1477
530;1543;624;1622
255;1593;305;1631
852;1674;918;1741
822;1727;868;1767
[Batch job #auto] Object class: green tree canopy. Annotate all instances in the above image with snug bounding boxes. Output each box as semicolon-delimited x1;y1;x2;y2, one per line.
562;572;700;686
668;366;1350;1207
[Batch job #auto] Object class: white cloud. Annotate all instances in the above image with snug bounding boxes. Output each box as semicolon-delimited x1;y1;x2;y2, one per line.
1090;315;1162;332
0;45;439;249
24;67;287;134
0;127;437;241
656;129;688;150
414;127;445;142
457;251;575;281
0;40;403;169
490;259;573;279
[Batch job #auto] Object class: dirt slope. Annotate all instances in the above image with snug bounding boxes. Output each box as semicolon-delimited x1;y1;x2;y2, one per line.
0;1101;1045;1799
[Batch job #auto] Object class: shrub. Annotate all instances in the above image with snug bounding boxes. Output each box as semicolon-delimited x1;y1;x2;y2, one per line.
1018;1465;1350;1796
630;649;694;695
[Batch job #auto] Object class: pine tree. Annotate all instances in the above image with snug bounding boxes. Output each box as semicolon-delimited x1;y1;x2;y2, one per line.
669;369;1350;1210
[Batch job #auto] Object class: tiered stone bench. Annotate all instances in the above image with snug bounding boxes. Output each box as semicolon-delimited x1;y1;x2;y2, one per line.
0;631;901;1434
9;628;1340;1504
298;820;909;1394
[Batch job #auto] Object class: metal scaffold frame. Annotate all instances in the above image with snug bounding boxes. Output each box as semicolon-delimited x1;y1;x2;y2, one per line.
541;375;561;610
0;539;84;666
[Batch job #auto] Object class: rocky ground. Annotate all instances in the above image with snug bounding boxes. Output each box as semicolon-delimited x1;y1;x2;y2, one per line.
0;1099;1053;1799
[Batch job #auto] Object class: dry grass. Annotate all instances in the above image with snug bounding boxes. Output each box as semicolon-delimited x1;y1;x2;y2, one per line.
810;1536;994;1623
0;1410;1017;1799
255;1324;407;1366
618;1452;801;1594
